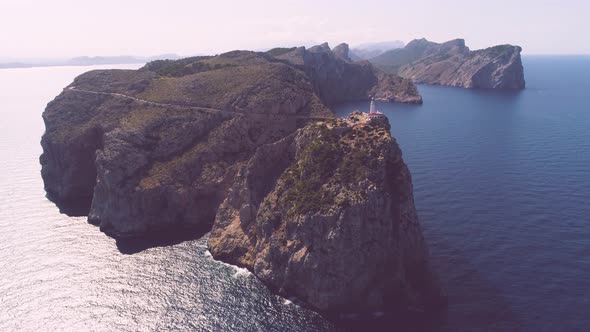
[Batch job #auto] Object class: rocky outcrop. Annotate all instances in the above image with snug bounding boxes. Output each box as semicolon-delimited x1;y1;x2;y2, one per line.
332;43;351;62
275;43;422;104
209;113;445;313
370;38;525;89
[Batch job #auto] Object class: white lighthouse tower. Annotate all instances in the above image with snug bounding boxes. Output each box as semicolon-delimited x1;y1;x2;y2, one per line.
369;99;377;114
367;98;385;121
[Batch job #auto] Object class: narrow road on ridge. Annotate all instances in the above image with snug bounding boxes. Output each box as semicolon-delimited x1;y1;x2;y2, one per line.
67;86;333;120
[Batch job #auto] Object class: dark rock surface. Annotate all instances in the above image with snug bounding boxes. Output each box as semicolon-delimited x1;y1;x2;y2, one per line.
370;38;525;89
209;113;445;313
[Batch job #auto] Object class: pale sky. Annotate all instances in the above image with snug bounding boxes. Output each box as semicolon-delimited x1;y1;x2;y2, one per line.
1;0;588;59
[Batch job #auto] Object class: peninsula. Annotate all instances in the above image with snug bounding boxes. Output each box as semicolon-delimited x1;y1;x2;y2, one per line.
40;43;444;316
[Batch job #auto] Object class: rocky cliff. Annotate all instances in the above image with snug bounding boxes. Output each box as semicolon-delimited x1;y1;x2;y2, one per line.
41;46;421;238
370;38;526;89
209;113;445;313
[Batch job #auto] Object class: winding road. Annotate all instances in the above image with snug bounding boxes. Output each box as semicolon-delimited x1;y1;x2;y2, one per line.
67;86;333;120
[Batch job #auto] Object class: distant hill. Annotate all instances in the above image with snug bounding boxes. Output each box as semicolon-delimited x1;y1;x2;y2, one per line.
0;54;181;69
0;62;33;69
349;40;405;61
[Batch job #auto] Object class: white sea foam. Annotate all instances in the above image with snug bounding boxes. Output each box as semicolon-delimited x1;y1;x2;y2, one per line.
204;249;251;278
231;265;251;278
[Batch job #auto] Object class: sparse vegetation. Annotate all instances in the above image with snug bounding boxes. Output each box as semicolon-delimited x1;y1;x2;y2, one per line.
339;149;370;183
475;44;511;58
142;56;238;77
281;125;342;216
279;121;387;217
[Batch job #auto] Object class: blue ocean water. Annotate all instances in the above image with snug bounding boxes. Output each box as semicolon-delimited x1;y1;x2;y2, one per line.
0;57;589;331
334;56;590;331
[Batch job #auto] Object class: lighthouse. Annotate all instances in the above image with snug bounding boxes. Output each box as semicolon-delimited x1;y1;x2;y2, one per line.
367;98;385;121
369;99;377;114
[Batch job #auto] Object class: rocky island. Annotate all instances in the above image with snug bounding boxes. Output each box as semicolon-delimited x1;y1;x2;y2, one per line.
40;43;444;316
370;38;526;89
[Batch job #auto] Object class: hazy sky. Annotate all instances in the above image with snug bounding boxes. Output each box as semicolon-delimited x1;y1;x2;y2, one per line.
2;0;588;59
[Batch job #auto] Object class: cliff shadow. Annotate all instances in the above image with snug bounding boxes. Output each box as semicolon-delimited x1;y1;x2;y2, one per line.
46;193;93;218
114;226;210;255
55;204;91;218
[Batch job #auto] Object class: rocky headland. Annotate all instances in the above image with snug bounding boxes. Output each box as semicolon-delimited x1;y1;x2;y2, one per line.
40;43;443;315
209;112;445;313
370;38;526;89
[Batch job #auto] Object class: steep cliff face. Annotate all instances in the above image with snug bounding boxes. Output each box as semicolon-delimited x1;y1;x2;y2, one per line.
208;113;444;313
41;48;420;238
371;38;525;90
276;43;422;104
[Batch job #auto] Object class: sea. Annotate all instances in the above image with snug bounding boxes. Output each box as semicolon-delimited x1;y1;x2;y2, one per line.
0;56;589;331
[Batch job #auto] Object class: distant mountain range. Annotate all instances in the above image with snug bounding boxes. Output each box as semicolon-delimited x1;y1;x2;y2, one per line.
0;41;406;69
0;54;181;69
349;41;405;61
4;39;525;90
